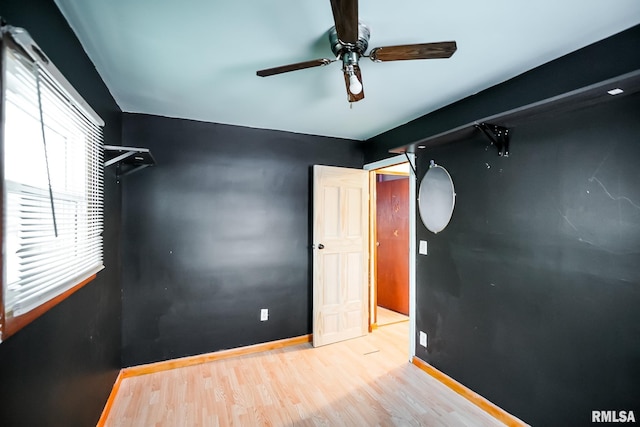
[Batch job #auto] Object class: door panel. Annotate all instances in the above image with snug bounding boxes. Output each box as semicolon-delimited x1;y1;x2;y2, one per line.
323;186;340;237
313;165;369;347
376;177;409;315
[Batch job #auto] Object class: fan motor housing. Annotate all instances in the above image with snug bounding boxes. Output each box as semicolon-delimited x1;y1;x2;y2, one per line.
329;23;370;56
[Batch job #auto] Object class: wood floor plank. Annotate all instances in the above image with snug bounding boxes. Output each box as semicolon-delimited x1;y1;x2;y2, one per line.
104;322;512;426
377;306;410;326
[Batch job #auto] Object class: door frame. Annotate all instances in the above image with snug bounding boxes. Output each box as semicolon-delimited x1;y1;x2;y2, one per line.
364;154;416;360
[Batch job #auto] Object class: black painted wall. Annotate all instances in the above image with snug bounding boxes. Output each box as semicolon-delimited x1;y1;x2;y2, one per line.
121;114;364;366
365;25;640;427
0;1;122;426
416;95;640;426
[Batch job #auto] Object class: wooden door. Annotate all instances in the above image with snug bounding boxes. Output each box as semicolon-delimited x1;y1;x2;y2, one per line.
313;165;369;347
376;177;409;315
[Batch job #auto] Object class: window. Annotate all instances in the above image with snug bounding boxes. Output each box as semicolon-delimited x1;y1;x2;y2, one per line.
0;25;104;341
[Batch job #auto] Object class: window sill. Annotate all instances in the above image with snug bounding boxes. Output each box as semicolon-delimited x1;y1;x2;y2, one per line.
2;273;97;342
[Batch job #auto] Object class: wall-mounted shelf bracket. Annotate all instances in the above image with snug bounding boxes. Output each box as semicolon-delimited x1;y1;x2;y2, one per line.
404;152;418;178
104;145;156;179
475;123;510;157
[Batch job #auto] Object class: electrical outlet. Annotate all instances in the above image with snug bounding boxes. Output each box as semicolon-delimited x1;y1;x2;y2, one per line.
419;331;427;348
419;240;428;255
260;308;268;321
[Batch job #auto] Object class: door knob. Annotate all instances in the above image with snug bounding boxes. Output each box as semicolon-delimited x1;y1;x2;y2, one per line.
318;243;325;250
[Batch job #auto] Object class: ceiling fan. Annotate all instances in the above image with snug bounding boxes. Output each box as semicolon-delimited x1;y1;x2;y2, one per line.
256;0;457;103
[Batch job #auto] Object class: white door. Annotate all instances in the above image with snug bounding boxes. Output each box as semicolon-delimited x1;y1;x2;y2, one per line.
313;165;369;347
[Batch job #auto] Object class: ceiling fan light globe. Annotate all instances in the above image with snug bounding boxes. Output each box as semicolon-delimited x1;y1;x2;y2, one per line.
349;74;363;94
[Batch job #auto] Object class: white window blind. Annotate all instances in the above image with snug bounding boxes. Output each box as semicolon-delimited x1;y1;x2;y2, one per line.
2;27;104;319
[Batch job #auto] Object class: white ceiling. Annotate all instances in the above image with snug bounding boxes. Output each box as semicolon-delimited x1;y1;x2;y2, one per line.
53;0;640;141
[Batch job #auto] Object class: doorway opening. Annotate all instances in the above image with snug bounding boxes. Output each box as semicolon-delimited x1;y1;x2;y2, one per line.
310;157;415;357
373;163;410;325
365;155;416;359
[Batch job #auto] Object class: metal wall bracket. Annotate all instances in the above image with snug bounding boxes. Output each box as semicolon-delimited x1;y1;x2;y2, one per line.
104;145;156;179
404;152;418;178
475;123;510;157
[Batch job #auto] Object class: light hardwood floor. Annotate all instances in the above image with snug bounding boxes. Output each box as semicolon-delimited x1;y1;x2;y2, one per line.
105;322;504;426
376;306;409;326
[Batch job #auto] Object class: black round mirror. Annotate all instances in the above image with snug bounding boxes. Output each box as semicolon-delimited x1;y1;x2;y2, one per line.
418;161;456;233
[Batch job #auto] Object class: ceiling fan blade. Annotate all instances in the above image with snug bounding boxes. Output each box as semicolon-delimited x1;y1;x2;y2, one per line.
342;65;364;102
256;58;334;77
329;0;359;44
369;41;457;62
